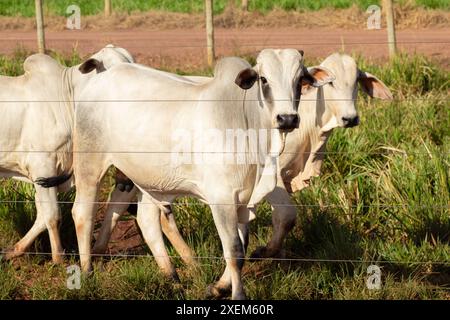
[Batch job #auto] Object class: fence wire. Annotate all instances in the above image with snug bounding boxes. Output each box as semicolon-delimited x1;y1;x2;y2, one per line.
1;250;449;266
0;98;448;102
0;200;448;209
2;40;449;48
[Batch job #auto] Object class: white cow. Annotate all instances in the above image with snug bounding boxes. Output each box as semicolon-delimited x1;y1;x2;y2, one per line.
0;45;134;263
250;53;393;259
93;53;392;272
38;49;334;299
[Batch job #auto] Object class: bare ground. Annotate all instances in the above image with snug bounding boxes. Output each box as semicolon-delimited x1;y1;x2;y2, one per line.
0;27;448;70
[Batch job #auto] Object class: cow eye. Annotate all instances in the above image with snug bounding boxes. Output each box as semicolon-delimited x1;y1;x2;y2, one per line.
260;77;268;85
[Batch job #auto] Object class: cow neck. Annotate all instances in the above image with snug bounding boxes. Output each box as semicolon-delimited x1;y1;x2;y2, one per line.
245;83;280;210
290;87;332;191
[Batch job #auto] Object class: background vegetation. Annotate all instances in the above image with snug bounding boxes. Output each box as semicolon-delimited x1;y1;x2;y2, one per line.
0;48;449;299
0;0;448;17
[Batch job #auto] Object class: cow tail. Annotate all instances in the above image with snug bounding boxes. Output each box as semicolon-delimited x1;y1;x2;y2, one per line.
35;171;73;188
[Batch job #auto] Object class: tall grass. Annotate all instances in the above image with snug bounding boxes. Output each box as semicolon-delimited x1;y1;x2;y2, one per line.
0;51;448;299
0;0;448;17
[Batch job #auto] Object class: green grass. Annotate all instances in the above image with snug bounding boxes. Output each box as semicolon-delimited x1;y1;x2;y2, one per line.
0;0;448;17
0;51;448;299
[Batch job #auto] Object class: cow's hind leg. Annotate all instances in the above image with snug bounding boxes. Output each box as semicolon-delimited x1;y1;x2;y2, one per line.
160;209;197;267
34;185;64;263
92;186;138;254
71;160;105;273
136;194;178;281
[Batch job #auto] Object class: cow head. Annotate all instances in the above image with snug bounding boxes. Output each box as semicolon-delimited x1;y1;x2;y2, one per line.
79;44;135;74
304;53;392;129
235;49;334;131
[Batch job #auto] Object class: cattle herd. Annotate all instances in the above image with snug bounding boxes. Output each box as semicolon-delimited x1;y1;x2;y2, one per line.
0;45;392;299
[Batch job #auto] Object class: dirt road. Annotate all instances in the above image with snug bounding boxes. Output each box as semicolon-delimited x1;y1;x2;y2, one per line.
1;27;449;69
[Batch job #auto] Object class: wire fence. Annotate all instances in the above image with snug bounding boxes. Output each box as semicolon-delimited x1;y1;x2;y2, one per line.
0;250;449;265
0;98;448;102
0;200;448;208
2;40;449;47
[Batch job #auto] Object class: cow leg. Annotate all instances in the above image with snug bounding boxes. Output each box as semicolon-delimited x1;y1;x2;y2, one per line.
250;184;296;259
92;186;138;254
35;185;64;263
4;209;46;260
72;163;104;273
136;194;178;280
6;166;64;263
238;223;249;254
207;203;246;300
160;209;197;267
205;223;247;299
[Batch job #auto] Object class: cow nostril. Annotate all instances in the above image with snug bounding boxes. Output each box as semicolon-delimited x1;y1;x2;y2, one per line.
342;116;359;128
277;114;299;130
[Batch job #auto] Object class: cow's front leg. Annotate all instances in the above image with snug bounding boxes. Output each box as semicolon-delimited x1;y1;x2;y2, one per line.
250;183;296;260
4;206;47;261
5;165;64;263
92;186;138;254
208;203;246;300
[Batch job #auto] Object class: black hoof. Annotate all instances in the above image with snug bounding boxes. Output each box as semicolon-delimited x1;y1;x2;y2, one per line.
170;271;181;283
205;284;231;299
249;246;268;261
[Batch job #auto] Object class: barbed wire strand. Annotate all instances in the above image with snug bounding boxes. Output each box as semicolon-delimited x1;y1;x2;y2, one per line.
0;151;447;155
0;98;448;102
2;40;450;48
1;250;449;265
0;200;447;208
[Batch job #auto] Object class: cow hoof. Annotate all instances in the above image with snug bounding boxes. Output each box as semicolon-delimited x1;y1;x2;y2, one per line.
169;271;181;283
2;247;23;261
249;246;269;261
249;246;285;261
205;284;231;299
232;292;247;300
91;247;107;256
51;255;64;265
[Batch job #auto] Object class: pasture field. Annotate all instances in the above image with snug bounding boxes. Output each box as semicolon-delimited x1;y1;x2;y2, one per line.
0;0;448;17
0;48;448;300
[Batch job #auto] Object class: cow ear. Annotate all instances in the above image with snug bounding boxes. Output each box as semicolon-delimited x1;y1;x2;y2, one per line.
235;68;258;90
300;66;335;95
302;66;335;87
79;58;104;74
358;70;393;100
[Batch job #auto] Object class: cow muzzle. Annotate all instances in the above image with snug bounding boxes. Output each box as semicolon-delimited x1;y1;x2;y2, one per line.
276;114;300;130
342;116;360;128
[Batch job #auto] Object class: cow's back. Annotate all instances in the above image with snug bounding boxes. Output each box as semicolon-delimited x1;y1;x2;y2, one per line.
0;54;70;177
